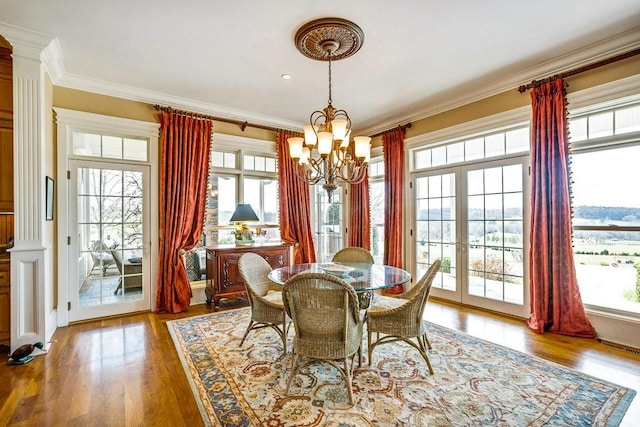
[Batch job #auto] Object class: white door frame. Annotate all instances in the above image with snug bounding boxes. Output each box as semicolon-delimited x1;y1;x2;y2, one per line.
67;160;151;321
55;108;159;326
409;156;530;318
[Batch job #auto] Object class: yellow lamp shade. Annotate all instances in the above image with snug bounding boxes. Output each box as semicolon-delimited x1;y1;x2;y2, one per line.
288;137;304;159
340;130;351;148
353;136;371;161
331;119;348;141
299;147;310;164
303;125;318;147
317;132;333;155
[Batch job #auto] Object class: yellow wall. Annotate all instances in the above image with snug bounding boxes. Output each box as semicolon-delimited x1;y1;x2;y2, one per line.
52;54;639;151
369;54;640;147
52;87;277;141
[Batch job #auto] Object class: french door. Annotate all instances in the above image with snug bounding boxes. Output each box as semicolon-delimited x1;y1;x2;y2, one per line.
68;160;151;322
412;157;529;317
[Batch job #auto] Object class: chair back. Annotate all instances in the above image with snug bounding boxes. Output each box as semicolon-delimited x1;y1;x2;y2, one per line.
283;272;361;357
238;252;273;298
110;249;123;274
401;259;441;328
332;247;374;266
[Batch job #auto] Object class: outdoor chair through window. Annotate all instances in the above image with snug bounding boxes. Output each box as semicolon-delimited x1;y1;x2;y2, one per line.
88;240;118;276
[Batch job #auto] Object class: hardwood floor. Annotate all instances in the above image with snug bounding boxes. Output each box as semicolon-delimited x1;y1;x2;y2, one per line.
1;299;638;426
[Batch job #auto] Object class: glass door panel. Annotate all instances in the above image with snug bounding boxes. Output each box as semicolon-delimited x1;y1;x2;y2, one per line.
71;161;150;321
412;158;528;318
462;161;528;317
465;164;525;307
313;184;344;262
415;173;458;296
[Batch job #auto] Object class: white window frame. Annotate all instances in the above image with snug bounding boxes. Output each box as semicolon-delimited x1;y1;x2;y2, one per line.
569;76;640;312
565;73;640;349
366;147;385;264
54;108;159;325
205;134;278;244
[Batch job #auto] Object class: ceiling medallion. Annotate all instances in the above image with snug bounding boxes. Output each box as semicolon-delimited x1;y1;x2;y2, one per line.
288;18;370;202
294;17;365;61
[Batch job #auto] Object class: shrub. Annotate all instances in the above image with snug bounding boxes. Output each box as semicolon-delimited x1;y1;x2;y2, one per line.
469;254;504;281
635;262;640;302
441;257;451;273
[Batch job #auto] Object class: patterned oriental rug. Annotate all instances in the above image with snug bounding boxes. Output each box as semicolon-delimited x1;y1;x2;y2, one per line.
167;308;635;427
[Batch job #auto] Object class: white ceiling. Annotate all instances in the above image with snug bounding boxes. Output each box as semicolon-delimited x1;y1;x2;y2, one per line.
1;1;639;135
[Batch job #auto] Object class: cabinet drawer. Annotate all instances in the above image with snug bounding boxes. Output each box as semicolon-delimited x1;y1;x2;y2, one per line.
0;261;8;285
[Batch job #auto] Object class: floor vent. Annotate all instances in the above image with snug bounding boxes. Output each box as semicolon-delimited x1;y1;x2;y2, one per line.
601;340;640;355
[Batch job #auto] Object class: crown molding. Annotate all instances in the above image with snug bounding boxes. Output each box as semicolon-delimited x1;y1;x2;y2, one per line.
360;27;640;136
4;21;638;136
51;73;303;132
0;16;302;131
41;37;65;80
0;22;55;61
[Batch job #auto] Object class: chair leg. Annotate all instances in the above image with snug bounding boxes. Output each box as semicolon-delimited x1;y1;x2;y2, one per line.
417;337;434;375
239;320;255;347
281;319;288;354
285;352;300;395
423;332;432;349
367;327;373;366
343;357;354;405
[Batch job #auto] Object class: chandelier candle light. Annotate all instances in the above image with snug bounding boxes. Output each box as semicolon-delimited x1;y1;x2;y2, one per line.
288;18;371;202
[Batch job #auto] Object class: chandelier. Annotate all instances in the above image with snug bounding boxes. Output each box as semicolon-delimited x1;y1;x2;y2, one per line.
287;18;371;202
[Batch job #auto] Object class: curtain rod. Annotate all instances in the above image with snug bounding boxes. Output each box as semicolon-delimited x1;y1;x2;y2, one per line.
370;122;412;138
153;104;291;133
517;47;640;93
154;104;412;139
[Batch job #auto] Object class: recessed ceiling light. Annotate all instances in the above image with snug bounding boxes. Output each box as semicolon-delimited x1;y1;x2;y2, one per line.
281;74;291;80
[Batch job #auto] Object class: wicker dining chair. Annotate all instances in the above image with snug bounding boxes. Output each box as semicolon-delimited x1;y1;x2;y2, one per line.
366;259;441;374
332;246;374;265
238;252;291;355
282;272;364;405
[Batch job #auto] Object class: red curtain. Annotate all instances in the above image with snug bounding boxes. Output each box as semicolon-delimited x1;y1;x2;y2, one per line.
156;112;212;313
383;129;405;293
348;169;370;249
277;132;316;264
528;79;595;338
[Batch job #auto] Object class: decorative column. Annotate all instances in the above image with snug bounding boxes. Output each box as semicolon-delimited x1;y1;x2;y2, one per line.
1;24;57;351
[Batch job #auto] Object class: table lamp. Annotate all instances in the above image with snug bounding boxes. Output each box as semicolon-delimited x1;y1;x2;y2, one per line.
230;203;259;244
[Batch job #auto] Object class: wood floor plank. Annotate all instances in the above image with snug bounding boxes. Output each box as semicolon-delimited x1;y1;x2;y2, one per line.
1;299;638;426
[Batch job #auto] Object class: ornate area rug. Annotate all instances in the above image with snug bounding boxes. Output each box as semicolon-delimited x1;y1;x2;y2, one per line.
167;308;635;426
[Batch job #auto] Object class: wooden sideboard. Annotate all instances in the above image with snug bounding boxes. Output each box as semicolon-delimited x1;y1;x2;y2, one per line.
205;242;293;311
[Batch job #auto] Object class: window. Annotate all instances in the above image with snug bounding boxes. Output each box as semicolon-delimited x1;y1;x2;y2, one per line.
570;100;640;316
73;132;148;162
413;126;529;170
368;158;385;263
312;184;344;262
203;136;279;245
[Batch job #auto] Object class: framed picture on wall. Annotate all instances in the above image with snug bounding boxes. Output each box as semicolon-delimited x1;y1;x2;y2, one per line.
46;176;54;221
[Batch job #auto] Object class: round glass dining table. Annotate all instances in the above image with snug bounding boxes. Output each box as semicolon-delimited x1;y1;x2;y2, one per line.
268;262;411;307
